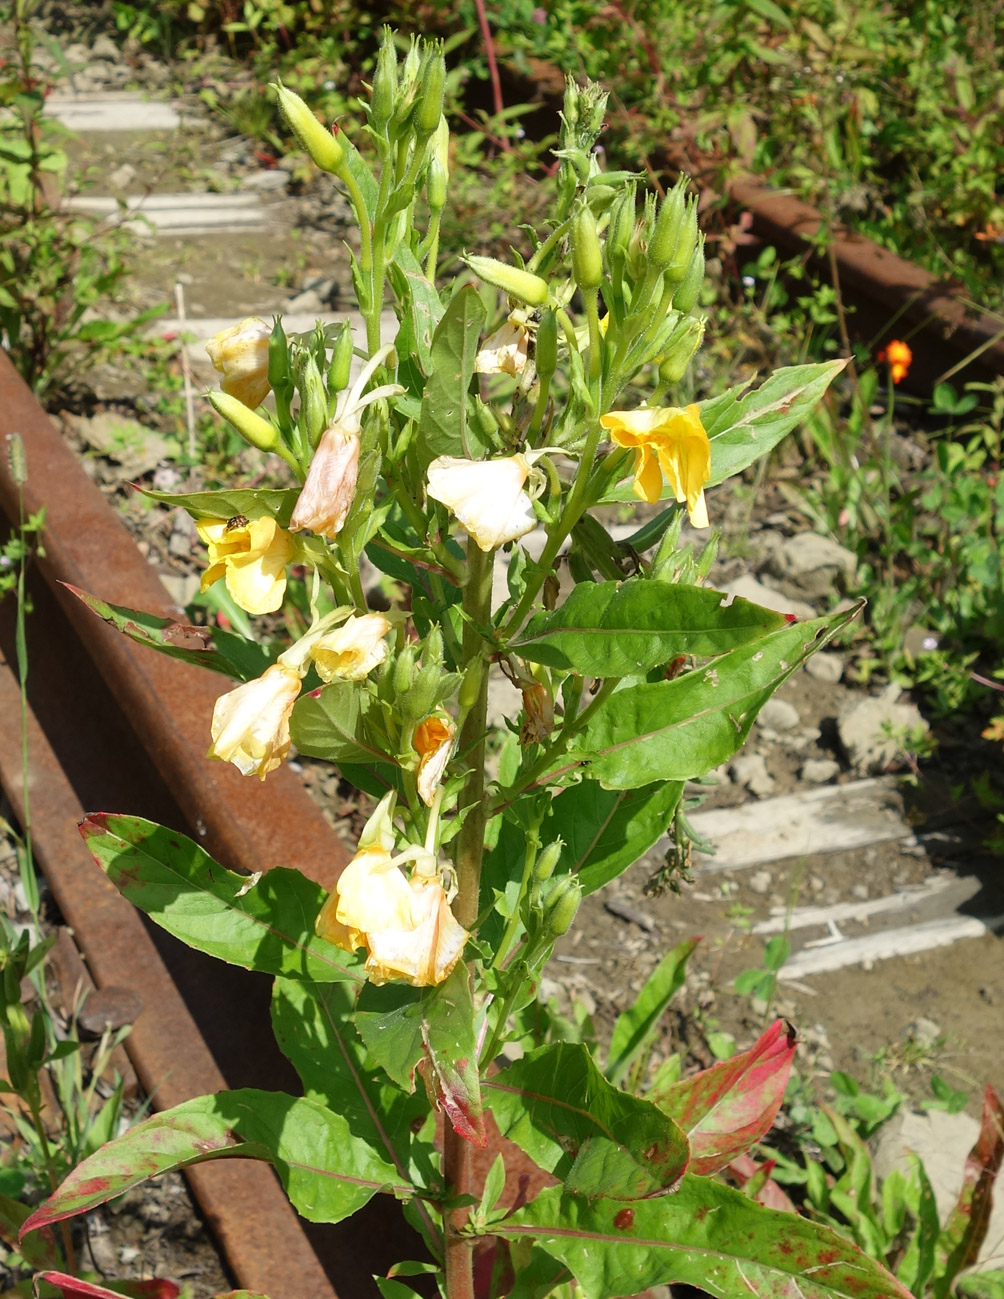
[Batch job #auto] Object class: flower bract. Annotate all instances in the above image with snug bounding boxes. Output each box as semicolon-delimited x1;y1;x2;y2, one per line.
207;662;303;779
205;317;272;411
600;403;711;528
310;613;391;682
196;515;295;615
427;453;540;551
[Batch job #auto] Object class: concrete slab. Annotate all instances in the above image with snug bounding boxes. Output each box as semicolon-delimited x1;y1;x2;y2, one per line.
753;873;978;934
44;92;184;132
688;777;910;873
64;192;272;236
779;913;1004;979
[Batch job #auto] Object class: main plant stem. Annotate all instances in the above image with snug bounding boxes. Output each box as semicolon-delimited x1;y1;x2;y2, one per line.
443;541;493;1299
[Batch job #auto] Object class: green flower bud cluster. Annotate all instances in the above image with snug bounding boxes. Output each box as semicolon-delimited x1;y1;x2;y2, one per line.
387;626;463;725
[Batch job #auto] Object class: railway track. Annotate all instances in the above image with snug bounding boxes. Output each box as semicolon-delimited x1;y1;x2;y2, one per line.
0;351;420;1299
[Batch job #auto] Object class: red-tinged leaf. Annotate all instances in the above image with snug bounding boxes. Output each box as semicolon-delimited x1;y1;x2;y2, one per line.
650;1019;797;1175
418;964;486;1147
934;1084;1004;1298
0;1191;60;1268
213;1293;273;1298
727;1153;798;1213
113;1282;181;1299
39;1274;139;1299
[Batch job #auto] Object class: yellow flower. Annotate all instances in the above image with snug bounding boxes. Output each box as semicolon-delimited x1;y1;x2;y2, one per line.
414;714;456;806
474;316;530;376
310;613;391;682
205;317;272;411
314;793;468;987
427;452;545;551
196;515;295;615
288;426;360;538
877;339;912;385
207;662;303;779
600;404;711;528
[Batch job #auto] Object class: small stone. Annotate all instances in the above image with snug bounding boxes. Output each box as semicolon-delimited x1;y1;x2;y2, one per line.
810;875;825;893
851;883;869;901
759;698;800;731
800;758;840;784
805;652;844;683
720;574;816;622
761;533;857;600
284;287;325;314
906;1017;941;1050
837;683;929;775
109;163;136;190
119;1247;140;1265
90;34;120;59
242;169;289;192
160;573;201;609
730;753;776;798
748;869;772;895
78;987;144;1037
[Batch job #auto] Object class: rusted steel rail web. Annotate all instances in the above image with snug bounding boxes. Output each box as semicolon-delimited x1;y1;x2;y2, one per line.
0;352;415;1299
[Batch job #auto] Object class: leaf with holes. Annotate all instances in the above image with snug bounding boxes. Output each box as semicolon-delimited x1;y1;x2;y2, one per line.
22;1090;406;1235
567;606;859;789
80;814;360;983
493;1177;915;1299
651;1020;797;1175
486;1043;688;1200
511;582;789;677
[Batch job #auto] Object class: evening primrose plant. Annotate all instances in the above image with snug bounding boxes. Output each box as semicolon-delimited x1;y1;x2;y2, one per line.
19;36;910;1299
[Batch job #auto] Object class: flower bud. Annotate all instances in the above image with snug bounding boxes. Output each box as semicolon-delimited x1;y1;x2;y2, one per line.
268;317;293;400
464;255;550;308
535;310;558;383
608;185;635;265
393;645;417;697
665;196;699;284
571;204;603;293
327;323;355;402
415;44;446;139
208;389;279;452
534;840;563;884
299;356;328;448
647;177;687;271
423;625;444;665
413;713;456;805
273;80;345;175
658;317;705;386
401;661;445;725
371;31;397;130
672;234;705;314
206;316;272;410
544;876;581;937
426;153;447;213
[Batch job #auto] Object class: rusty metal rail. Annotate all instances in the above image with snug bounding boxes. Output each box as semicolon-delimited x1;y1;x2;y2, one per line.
0;351;416;1299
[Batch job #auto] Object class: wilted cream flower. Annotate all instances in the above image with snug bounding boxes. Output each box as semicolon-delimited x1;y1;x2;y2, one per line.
196;515;295;615
414;714;456;806
519;682;555;745
289;342;402;538
310;613;391;682
206;317;272;411
427;452;546;551
207;661;303;779
314;792;468;987
600;404;711;528
289;426;360;537
475;316;530;376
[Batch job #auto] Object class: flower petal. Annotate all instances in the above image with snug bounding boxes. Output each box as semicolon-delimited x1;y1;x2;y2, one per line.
311;613;390;682
365;878;468;987
427;454;536;551
334;848;417;935
206;317;272;411
289;427;360;537
207;662;302;779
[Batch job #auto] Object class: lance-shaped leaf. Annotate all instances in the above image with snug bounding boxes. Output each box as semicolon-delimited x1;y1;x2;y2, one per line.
567;605;859;789
356;965;486;1147
141;486;299;524
606;939;699;1087
290;681;399;767
80;814;361;984
511;582;789;677
22;1090;407;1236
599;361;846;503
390;246;446;379
650;1020;797;1175
485;1043;688;1201
271;978;423;1176
0;1190;60;1270
38;1276;182;1299
65;585;273;681
934;1084;1004;1299
493;1176;915;1299
417;285;491;462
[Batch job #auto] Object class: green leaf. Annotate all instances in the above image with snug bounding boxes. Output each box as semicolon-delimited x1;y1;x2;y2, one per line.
606;939;698;1086
417;285;489;462
494;1176;915;1299
599;362;846;503
270;978;423;1173
64;584;273;681
511;581;789;676
141;486;299;525
356;968;486;1146
22;1090;406;1234
567;605;859;788
290;681;399;767
486;1043;688;1201
894;1156;939;1295
389;246;446;379
546;781;682;895
80;813;361;983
